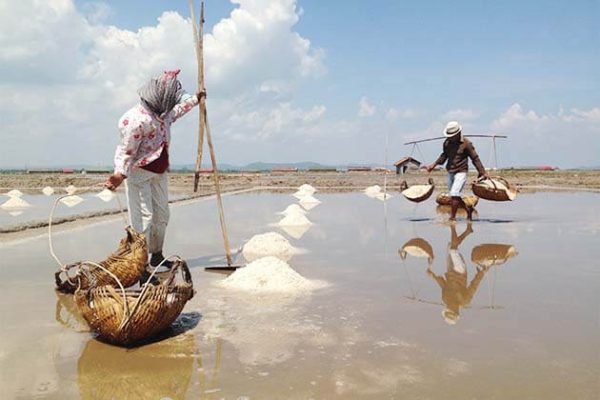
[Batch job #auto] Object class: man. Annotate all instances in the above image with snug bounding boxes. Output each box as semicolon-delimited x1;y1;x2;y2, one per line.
426;121;489;221
105;69;205;271
427;223;489;325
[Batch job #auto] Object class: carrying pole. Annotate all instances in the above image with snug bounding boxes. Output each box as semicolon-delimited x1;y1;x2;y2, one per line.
189;0;234;266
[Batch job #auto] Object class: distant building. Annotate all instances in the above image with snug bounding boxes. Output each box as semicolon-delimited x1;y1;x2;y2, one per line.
347;166;371;172
394;157;421;174
272;167;298;173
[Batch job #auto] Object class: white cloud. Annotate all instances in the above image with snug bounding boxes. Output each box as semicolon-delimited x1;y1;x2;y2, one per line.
358;97;376;118
443;109;479;121
0;0;327;168
386;107;419;121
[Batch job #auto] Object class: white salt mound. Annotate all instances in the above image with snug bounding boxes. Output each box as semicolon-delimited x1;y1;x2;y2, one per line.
402;184;432;200
278;204;307;216
293;190;310;200
299;201;319;211
364;185;382;198
96;188;115;202
60;195;83;208
278;213;312;227
1;196;31;210
42;186;55;196
6;189;24;198
242;232;300;262
375;192;393;201
65;185;77;195
279;224;311;240
297;184;316;194
298;195;321;208
219;256;323;294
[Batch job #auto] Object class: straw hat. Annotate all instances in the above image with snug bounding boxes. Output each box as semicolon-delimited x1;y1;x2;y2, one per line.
444;121;462;137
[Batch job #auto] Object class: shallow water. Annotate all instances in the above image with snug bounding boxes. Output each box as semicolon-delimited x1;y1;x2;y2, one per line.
0;192;598;399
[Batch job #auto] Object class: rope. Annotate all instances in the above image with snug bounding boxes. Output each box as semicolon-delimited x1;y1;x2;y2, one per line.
49;183;129;269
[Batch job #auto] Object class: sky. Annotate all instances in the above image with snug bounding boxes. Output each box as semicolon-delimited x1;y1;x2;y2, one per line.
1;0;598;169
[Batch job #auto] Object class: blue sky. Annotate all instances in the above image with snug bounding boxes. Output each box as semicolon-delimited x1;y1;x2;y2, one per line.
2;0;599;168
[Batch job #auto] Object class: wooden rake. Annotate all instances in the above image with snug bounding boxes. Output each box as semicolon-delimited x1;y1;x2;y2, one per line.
189;0;243;271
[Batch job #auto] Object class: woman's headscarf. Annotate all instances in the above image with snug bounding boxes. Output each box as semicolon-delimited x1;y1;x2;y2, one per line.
138;69;184;117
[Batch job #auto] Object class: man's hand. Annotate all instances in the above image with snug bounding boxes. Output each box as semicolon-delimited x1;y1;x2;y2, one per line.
197;88;207;101
478;172;491;180
425;164;436;173
105;173;126;191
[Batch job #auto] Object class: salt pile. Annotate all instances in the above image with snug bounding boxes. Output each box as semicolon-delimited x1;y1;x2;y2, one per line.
6;189;24;198
375;192;393;201
278;204;307;216
364;185;382;198
298;195;321;210
96;188;115;202
242;232;300;262
42;186;55;196
1;196;31;210
298;184;316;194
278;212;312;227
60;195;83;208
219;256;323;295
278;224;311;240
65;185;77;195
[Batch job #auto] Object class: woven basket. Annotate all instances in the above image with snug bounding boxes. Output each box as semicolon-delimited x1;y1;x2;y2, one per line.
472;177;517;202
400;178;435;203
55;227;148;293
471;244;518;267
75;258;194;345
399;238;434;261
435;193;479;208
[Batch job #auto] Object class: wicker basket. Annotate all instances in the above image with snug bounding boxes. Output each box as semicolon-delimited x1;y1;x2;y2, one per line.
472;177;517;202
55;227;148;293
399;238;434;261
471;244;518;267
75;258;194;345
435;193;479;208
400;178;435;203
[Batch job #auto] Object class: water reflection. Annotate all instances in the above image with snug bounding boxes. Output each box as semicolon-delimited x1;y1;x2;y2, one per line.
75;314;222;400
400;223;518;324
55;291;89;332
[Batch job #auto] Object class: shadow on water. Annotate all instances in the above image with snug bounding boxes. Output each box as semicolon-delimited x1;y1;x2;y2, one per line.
398;222;518;324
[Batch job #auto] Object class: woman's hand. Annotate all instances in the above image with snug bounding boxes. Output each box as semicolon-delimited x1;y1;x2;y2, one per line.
197;88;207;101
105;173;126;191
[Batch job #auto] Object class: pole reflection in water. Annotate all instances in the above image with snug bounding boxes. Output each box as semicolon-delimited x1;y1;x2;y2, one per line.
399;222;518;324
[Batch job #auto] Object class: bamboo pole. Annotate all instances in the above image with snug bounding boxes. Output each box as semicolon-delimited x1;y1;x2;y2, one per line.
189;0;234;266
189;0;206;192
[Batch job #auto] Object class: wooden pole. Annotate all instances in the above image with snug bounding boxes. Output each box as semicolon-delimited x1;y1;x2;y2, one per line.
189;0;234;266
189;0;206;192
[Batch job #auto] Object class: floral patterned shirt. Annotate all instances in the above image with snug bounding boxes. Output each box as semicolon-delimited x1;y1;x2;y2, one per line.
114;95;199;175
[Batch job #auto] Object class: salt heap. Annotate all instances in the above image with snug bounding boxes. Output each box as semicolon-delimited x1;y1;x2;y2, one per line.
364;185;382;198
375;192;393;201
242;232;300;262
298;195;321;210
96;188;115;202
278;204;307;216
219;256;323;295
1;196;31;210
279;224;311;240
6;189;24;198
42;186;54;196
65;185;77;195
298;184;316;194
60;195;83;208
278;212;312;227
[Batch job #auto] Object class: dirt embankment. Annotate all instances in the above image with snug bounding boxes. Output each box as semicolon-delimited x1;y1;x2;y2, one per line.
1;170;600;195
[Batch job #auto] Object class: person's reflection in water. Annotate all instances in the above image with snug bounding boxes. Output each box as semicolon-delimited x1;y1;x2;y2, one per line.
427;222;489;325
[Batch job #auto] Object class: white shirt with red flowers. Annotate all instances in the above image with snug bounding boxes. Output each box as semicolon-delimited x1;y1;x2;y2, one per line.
113;95;199;176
